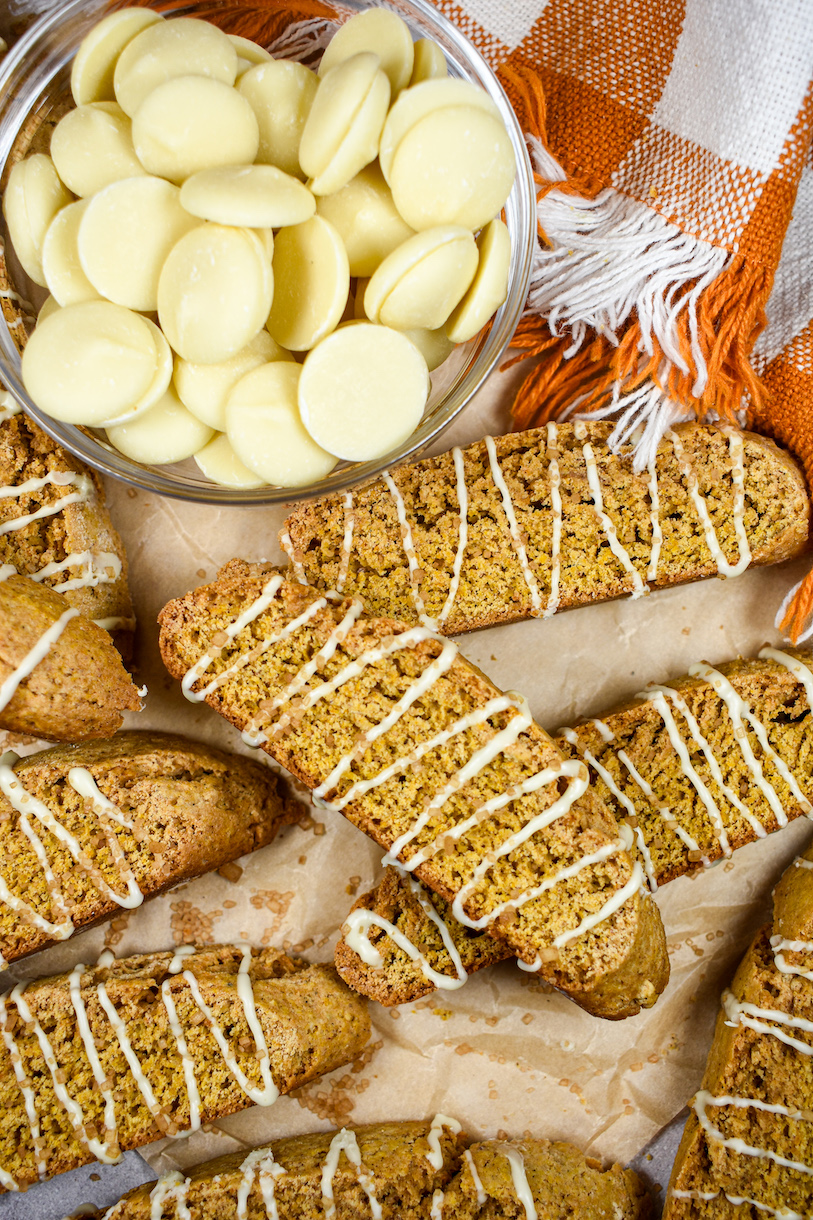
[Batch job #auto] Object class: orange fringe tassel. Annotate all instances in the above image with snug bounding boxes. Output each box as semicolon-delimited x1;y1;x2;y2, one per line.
499;62;773;437
779;569;813;642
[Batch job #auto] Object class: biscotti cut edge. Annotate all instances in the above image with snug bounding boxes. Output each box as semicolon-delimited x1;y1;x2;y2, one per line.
281;422;809;636
0;730;303;966
158;561;669;1021
0;944;370;1190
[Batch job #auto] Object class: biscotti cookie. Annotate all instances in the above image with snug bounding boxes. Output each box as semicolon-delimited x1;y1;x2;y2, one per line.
0;944;370;1191
281;422;808;634
337;647;813;1004
75;1117;652;1218
664;840;813;1217
159;562;669;1021
0;731;300;966
0;571;140;740
0;400;134;658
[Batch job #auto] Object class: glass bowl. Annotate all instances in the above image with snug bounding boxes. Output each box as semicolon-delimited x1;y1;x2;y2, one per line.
0;0;535;505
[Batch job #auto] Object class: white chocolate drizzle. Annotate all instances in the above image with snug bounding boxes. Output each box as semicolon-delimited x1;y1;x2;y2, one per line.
574;422;646;598
543;423;562;617
235;1146;287;1220
278;530;308;583
759;646;813;711
0;390;22;422
93;616;137;632
438;447;468;626
0;991;47;1189
692;1091;813;1175
646;456;662;581
484;435;543;614
383;470;436;628
771;935;813;981
667;426;751;577
722;987;813;1055
426;1113;462;1169
669;1190;803;1218
498;1145;537;1220
463;1149;487;1205
335;491;355;594
31;550;122;592
180;580;639;955
321;1128;382;1220
430;1189;446;1218
0;605;78;714
0;471;95;535
148;1171;191;1220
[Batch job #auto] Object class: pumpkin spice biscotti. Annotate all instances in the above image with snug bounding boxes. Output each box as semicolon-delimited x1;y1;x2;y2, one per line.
77;1117;652;1219
336;647;813;1005
0;945;370;1191
280;422;809;635
0;401;135;658
0;571;140;741
664;839;813;1218
0;731;301;967
159;562;669;1021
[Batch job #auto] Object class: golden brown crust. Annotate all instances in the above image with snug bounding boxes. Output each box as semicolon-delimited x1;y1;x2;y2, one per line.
664;843;813;1218
0;945;371;1191
159;562;669;1020
0;413;134;659
0;730;303;964
282;422;809;636
79;1123;652;1218
0;572;140;739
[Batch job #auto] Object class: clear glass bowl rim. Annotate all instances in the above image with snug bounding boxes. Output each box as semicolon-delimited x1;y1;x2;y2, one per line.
0;0;535;506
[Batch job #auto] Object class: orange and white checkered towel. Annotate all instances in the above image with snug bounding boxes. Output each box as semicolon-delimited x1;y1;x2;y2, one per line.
432;0;813;636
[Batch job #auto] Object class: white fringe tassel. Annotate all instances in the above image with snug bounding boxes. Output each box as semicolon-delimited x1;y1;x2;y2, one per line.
526;136;741;466
268;15;338;61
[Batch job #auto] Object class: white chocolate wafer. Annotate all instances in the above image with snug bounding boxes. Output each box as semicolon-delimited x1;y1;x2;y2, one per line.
319;9;414;96
21;300;163;425
132;75;259;183
180;164;315;228
2;155;73;287
300;53;389;187
390;106;515;231
445;216;511;343
41;199;98;307
71;7;164;105
379;78;498;183
194;432;267;488
409;38;447;85
78;175;199;312
315;162;413;277
237;60;318;178
37;295;61;324
100;316;174;426
157;224;274;364
113;17;238;117
229;34;273;68
50;102;146;196
226;361;337;486
298;321;428;461
401;324;455;371
106;384;213;463
266;215;349;352
174;329;291;430
364;225;478;330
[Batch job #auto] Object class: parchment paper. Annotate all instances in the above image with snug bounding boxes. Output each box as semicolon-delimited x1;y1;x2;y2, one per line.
3;356;811;1215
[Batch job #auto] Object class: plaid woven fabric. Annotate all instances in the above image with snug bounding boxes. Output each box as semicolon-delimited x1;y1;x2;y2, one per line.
432;0;813;449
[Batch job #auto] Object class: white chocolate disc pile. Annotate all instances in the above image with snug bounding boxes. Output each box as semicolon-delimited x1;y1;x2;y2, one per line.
12;6;516;489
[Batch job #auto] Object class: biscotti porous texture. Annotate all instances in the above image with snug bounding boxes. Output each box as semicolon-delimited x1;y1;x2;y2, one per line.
336;648;813;1007
664;841;813;1218
0;572;140;740
77;1119;652;1219
159;562;669;1020
281;422;808;634
0;731;301;965
0;944;370;1191
0;410;134;657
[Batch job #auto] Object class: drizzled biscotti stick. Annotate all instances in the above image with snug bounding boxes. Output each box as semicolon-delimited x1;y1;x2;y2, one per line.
664;840;813;1218
0;399;135;658
78;1118;652;1219
337;648;813;1005
0;731;301;967
0;572;140;741
280;422;808;635
0;945;370;1191
159;562;669;1021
